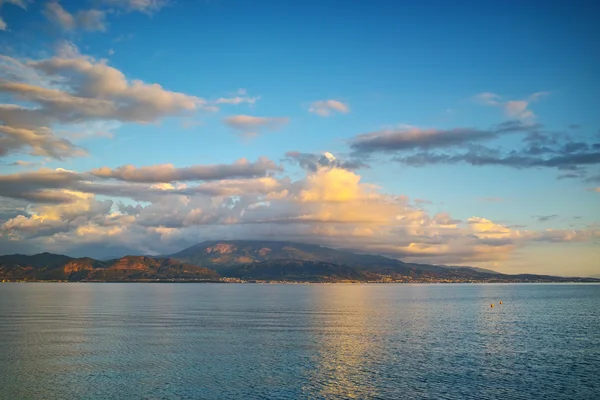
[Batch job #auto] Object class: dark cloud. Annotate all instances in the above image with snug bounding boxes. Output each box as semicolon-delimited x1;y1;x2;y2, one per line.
0;169;86;203
284;151;369;172
90;157;281;183
0;158;284;205
350;121;537;154
350;120;600;177
393;145;600;170
533;214;559;223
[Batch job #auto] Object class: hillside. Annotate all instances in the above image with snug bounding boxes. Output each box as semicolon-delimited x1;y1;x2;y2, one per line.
0;255;219;282
2;241;598;283
223;259;372;282
169;240;441;275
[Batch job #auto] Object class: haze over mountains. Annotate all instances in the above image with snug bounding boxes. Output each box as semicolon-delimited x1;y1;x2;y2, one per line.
1;240;597;283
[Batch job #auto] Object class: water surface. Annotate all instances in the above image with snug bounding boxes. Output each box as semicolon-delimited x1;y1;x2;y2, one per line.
0;283;598;399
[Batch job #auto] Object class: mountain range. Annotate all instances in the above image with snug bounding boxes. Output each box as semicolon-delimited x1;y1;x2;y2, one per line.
1;240;598;283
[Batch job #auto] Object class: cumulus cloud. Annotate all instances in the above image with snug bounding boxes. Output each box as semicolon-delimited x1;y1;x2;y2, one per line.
475;91;549;123
0;46;213;159
2;159;597;265
223;115;289;137
308;100;350;117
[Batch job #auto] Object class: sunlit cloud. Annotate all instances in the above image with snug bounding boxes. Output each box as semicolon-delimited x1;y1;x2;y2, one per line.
223;115;289;137
309;100;350;117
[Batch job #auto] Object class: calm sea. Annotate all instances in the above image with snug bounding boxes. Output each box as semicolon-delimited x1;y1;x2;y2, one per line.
0;283;598;399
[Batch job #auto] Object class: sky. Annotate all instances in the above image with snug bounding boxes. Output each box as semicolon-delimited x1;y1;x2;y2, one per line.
0;0;598;276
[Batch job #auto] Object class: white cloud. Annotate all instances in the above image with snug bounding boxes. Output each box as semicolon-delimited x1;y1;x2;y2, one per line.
0;45;218;159
309;99;350;117
1;162;597;266
215;95;260;106
102;0;169;14
475;91;549;122
223;115;289;137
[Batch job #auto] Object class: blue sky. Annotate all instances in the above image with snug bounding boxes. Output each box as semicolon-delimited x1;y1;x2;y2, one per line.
0;0;598;276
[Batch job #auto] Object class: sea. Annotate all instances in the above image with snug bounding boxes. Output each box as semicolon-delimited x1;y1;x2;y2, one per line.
0;283;598;399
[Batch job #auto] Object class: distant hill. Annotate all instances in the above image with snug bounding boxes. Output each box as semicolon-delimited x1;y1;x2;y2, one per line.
0;255;219;282
169;240;442;276
168;240;600;283
2;240;598;283
224;259;372;282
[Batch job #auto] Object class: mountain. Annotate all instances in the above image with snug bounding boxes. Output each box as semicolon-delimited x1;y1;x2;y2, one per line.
2;241;598;283
169;240;438;275
224;259;372;282
0;255;219;282
169;240;599;283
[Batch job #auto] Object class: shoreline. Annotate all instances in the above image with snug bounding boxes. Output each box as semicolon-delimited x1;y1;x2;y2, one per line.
2;280;599;284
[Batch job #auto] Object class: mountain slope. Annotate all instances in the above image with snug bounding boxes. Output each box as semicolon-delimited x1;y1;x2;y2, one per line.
169;240;444;275
2;242;598;283
224;259;371;282
0;255;220;282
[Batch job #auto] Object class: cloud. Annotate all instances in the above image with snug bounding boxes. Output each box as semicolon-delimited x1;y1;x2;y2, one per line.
0;0;28;31
223;115;289;137
0;168;86;203
533;214;559;223
350;121;600;176
0;123;87;159
284;151;369;172
43;1;107;32
90;157;280;183
475;91;549;122
2;160;597;266
6;160;42;167
43;2;75;30
0;46;214;159
102;0;169;14
393;143;600;171
0;157;283;205
350;121;534;154
308;100;350;117
76;9;107;32
215;95;259;106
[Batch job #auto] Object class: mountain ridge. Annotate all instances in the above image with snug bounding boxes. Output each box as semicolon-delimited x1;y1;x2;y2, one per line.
1;240;598;283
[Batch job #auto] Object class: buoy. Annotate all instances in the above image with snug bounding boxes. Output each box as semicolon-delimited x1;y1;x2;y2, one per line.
490;304;494;308
499;301;503;305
